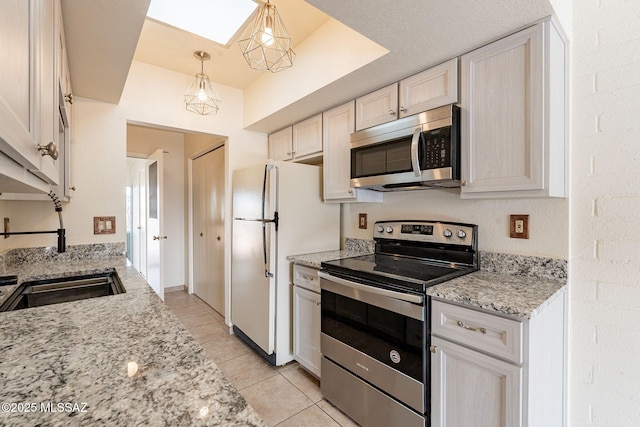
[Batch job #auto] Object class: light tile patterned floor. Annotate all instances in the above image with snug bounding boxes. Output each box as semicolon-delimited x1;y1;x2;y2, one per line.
164;289;358;427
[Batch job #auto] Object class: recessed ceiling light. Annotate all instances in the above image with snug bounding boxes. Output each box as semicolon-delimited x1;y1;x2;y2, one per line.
147;0;258;46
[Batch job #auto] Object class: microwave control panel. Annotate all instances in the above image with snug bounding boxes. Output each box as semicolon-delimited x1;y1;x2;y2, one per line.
422;127;451;169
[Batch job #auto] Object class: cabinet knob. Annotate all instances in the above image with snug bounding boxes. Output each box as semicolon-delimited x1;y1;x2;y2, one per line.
316;301;321;306
70;186;76;191
430;345;438;354
217;236;221;241
400;106;407;113
37;142;59;160
200;232;203;237
388;109;396;116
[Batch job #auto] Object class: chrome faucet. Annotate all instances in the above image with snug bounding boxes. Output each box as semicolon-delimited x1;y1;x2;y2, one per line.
1;191;66;252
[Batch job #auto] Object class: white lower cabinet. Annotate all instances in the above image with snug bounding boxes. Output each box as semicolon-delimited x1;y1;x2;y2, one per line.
431;336;522;427
430;295;566;427
292;265;321;378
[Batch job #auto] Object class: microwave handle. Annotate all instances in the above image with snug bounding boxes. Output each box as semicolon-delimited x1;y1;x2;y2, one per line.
410;127;422;177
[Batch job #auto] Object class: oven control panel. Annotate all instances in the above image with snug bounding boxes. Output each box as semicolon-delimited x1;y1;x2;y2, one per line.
374;221;476;247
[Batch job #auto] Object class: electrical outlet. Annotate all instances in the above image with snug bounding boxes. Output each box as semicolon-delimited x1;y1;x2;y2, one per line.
358;213;368;229
510;215;529;239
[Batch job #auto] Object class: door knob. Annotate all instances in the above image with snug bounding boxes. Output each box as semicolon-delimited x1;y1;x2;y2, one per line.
217;236;221;241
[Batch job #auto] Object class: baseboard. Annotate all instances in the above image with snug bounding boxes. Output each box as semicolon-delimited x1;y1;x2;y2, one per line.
164;285;186;293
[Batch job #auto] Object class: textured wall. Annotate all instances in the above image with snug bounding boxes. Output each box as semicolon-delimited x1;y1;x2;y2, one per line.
569;0;640;425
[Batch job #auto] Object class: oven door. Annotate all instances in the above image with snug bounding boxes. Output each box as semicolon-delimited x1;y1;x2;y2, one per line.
319;271;427;414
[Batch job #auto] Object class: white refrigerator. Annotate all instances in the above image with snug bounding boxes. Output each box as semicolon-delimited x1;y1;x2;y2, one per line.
231;161;340;366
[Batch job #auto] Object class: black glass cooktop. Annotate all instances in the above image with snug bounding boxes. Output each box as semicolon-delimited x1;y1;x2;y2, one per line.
321;254;475;294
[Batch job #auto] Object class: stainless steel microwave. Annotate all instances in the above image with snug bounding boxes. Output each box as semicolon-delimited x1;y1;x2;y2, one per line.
350;104;460;191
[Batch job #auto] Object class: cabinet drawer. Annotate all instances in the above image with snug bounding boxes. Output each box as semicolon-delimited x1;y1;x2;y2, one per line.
293;264;320;293
431;300;523;363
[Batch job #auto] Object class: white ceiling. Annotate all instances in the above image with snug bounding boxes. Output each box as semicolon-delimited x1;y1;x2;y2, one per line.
61;0;555;132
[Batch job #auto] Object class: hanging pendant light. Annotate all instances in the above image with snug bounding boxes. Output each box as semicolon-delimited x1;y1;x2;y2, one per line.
185;51;221;115
238;0;295;73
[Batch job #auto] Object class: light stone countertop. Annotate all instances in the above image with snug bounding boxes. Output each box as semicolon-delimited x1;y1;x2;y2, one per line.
288;245;566;320
0;256;264;427
426;270;565;319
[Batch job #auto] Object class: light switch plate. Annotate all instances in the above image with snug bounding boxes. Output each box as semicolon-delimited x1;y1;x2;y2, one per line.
509;214;529;239
94;216;116;234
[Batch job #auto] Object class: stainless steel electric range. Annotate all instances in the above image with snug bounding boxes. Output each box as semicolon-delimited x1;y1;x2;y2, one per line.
319;220;478;427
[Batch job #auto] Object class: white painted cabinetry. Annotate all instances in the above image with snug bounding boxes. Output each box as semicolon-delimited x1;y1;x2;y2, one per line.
322;101;382;203
268;126;293;162
430;294;566;427
355;83;398;131
460;19;566;198
399;58;458;118
269;114;323;162
0;0;73;199
292;264;322;378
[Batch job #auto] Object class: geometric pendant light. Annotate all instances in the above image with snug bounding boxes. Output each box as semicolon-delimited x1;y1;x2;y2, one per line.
184;51;222;115
238;0;295;73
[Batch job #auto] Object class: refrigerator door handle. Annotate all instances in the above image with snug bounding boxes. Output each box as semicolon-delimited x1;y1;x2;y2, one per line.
262;165;274;278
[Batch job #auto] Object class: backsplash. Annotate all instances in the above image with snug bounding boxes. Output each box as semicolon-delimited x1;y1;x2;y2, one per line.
1;242;125;269
480;251;567;282
342;239;567;283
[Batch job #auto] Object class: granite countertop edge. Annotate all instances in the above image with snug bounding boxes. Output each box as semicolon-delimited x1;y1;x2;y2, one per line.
0;256;265;427
288;249;566;320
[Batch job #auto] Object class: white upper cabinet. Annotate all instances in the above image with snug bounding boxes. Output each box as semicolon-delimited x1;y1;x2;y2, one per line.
323;101;382;203
269;114;323;162
268;126;293;162
460;20;566;198
292;114;323;160
355;83;399;131
0;0;64;193
399;58;458;118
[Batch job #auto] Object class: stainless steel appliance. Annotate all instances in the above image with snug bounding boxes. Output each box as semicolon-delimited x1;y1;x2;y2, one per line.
231;161;339;366
319;220;478;427
350;104;460;191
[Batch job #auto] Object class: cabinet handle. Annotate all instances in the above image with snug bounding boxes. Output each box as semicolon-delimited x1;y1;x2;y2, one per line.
301;274;315;281
152;235;168;240
37;142;59;160
388;109;396;116
457;321;486;334
430;345;438;354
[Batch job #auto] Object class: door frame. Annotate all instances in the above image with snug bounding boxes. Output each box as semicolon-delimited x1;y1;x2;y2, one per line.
187;141;229;320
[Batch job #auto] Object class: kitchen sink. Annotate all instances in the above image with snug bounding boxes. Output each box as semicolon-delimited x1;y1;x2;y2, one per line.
0;270;125;312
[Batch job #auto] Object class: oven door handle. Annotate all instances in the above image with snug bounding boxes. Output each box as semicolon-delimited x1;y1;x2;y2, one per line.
318;271;424;304
410;127;422;177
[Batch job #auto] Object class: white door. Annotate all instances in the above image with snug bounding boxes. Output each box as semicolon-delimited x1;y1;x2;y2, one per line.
137;167;147;277
192;146;225;314
146;149;164;300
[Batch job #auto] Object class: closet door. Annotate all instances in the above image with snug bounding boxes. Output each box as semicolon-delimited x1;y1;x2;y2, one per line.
193;146;225;315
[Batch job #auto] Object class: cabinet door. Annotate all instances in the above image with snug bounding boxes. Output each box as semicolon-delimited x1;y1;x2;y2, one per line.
399;58;458;118
34;0;60;185
293;285;321;378
431;336;522;427
355;83;398;131
268;126;293;161
292;114;322;159
460;24;545;196
0;0;40;173
323;102;357;201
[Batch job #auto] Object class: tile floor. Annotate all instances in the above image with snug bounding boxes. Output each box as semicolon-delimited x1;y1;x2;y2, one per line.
164;289;358;427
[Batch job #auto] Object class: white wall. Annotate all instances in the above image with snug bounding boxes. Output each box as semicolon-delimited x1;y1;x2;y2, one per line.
343;192;568;259
569;1;640;425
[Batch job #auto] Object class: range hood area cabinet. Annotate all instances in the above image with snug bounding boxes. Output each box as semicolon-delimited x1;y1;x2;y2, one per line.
355;58;458;131
460;19;567;199
0;0;72;196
